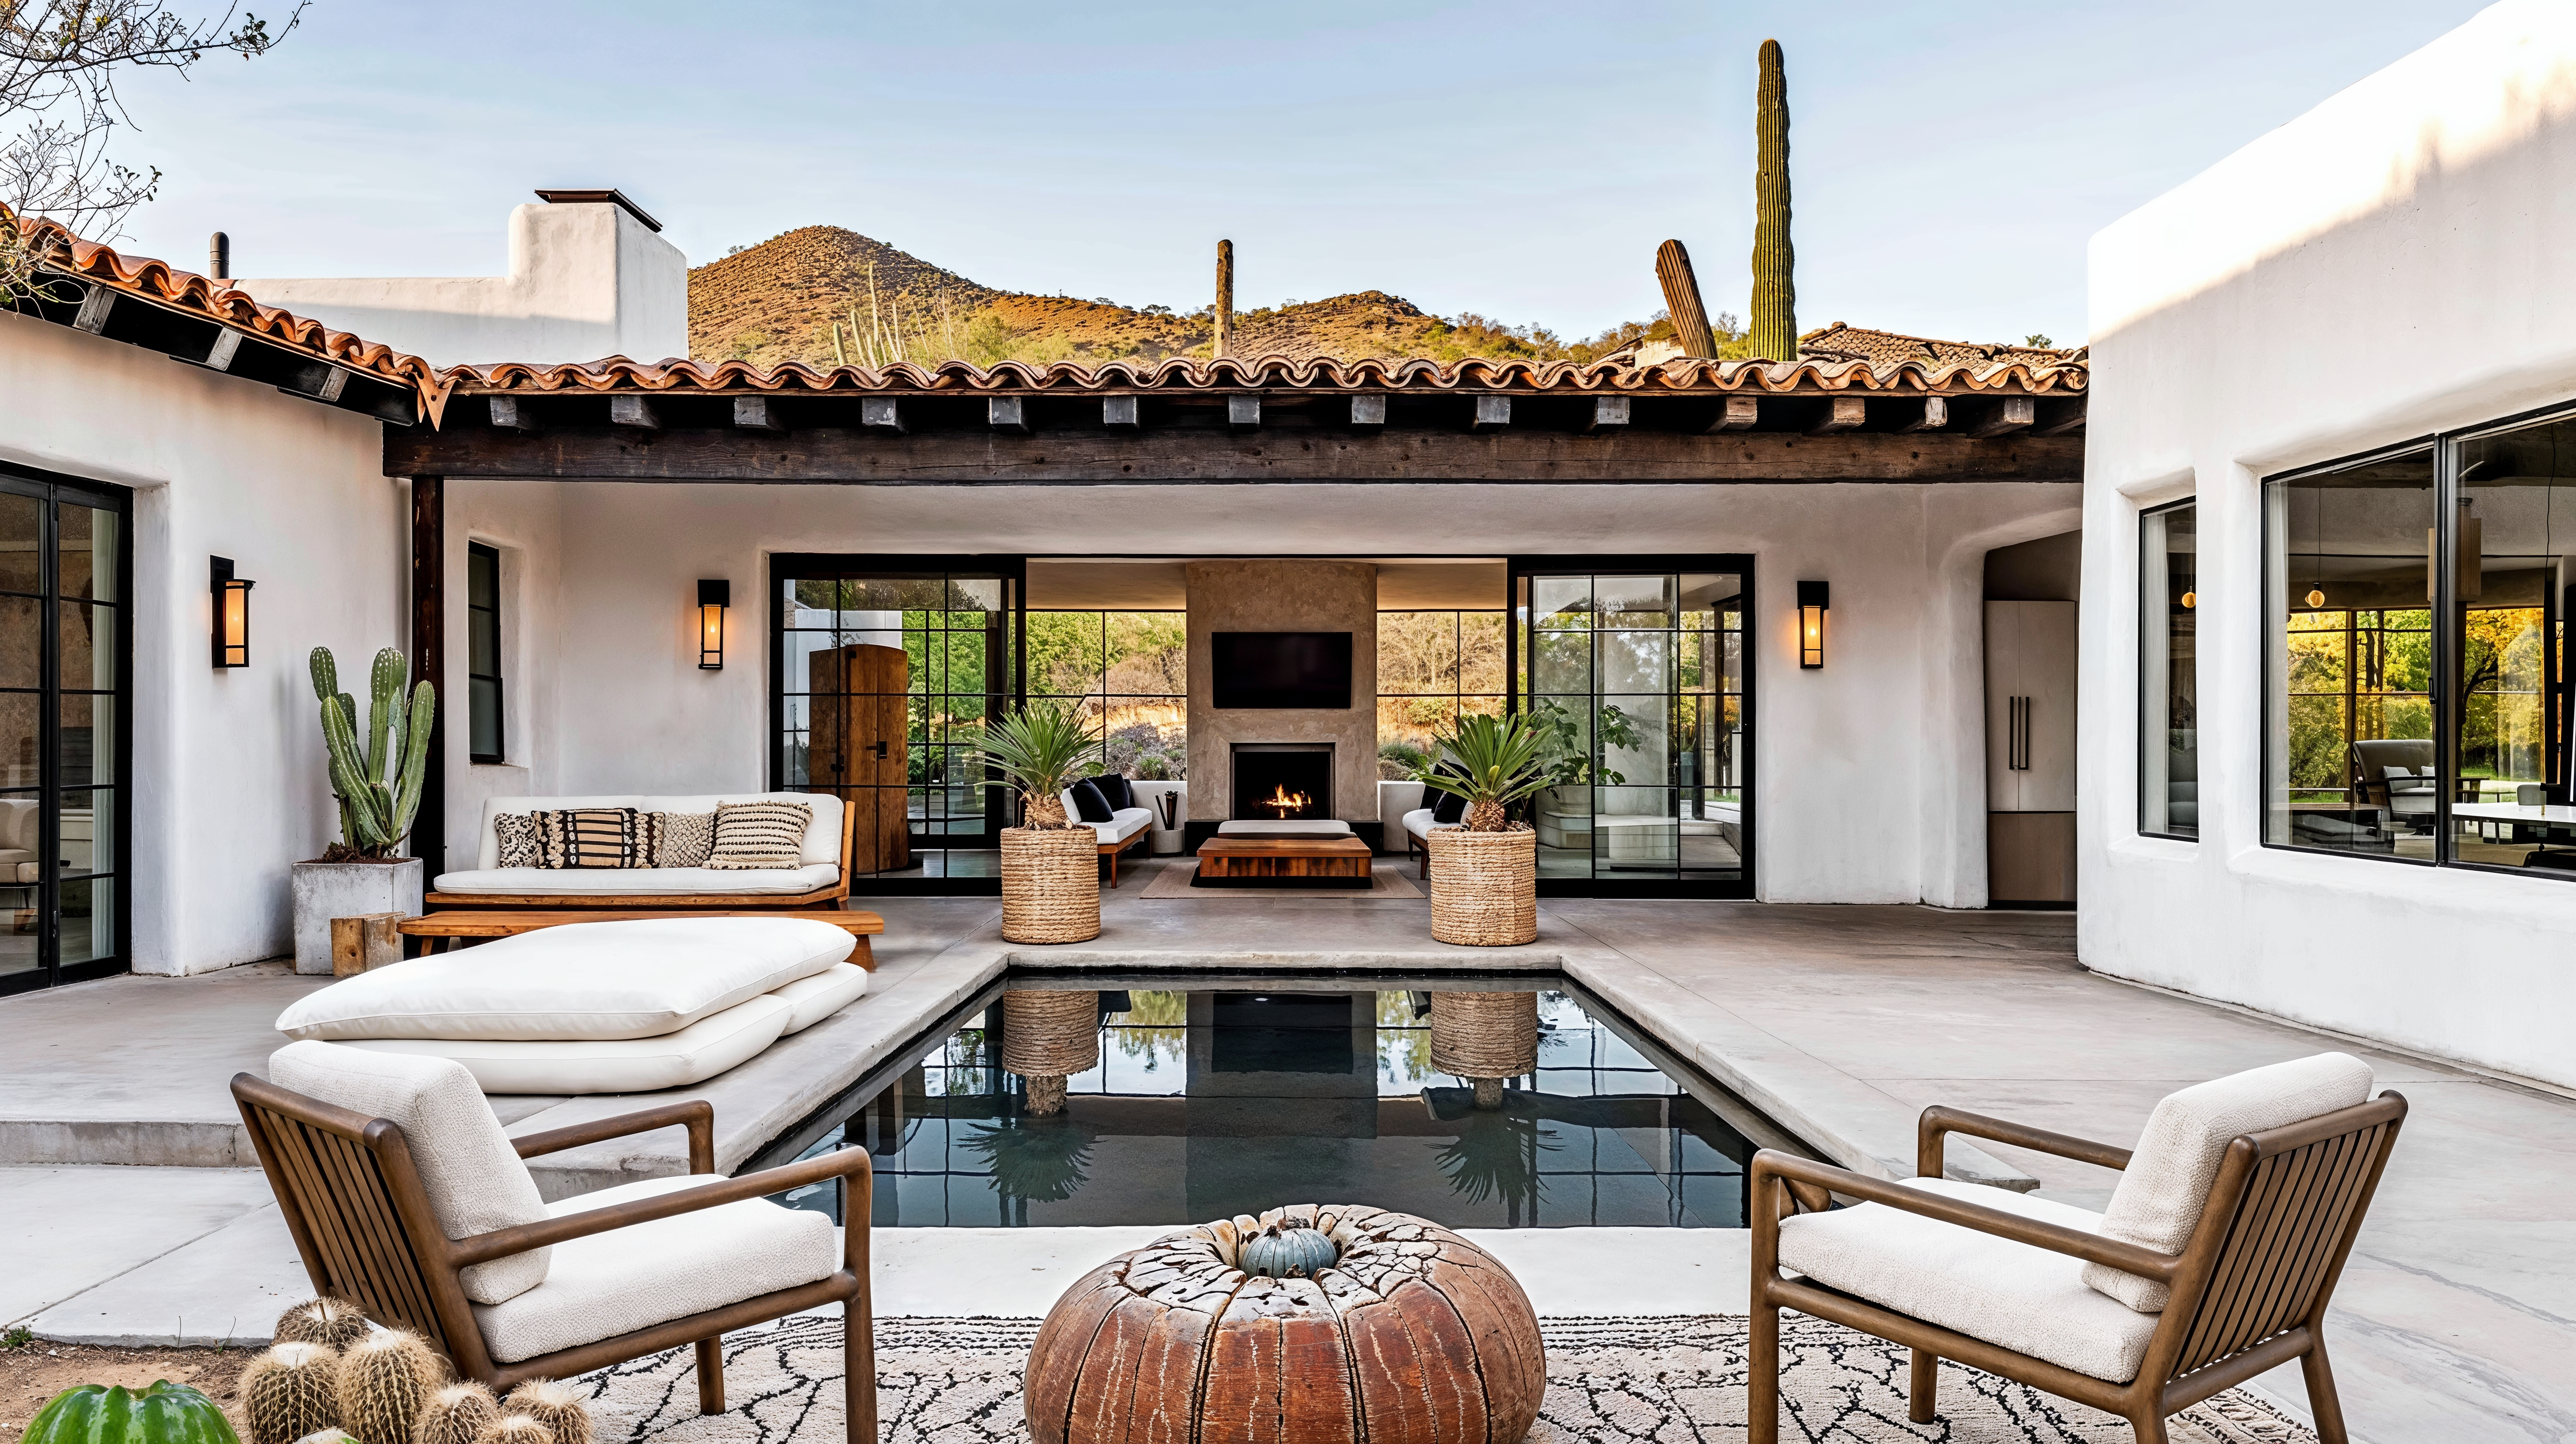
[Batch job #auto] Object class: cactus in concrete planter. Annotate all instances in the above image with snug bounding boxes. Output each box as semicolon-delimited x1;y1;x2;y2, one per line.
275;1298;372;1352
241;1343;343;1444
335;1331;445;1444
310;647;435;860
410;1385;498;1444
1749;37;1796;365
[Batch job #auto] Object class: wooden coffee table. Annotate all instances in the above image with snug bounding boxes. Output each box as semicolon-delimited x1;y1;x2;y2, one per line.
397;908;883;964
1192;836;1374;888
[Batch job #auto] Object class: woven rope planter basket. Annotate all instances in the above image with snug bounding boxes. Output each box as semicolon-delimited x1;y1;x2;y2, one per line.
1001;826;1101;945
1429;991;1540;1078
1426;825;1537;946
1002;988;1100;1116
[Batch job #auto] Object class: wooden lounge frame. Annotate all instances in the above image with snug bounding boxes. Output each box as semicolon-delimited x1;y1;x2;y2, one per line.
1748;1092;2408;1444
425;797;859;912
1097;826;1148;888
230;1075;876;1439
396;908;886;961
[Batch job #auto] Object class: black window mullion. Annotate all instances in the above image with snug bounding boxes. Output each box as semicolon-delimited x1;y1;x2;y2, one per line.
36;495;56;988
2433;434;2459;864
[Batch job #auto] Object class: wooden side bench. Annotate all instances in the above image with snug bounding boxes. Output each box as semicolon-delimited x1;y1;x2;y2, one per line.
397;908;885;966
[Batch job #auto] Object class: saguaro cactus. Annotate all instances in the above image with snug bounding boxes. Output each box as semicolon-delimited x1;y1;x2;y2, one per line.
1749;37;1796;365
310;646;435;858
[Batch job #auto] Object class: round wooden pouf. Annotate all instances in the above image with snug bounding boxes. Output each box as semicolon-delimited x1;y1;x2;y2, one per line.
1026;1205;1545;1444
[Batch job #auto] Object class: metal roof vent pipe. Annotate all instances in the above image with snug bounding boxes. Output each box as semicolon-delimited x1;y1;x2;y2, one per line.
209;231;230;281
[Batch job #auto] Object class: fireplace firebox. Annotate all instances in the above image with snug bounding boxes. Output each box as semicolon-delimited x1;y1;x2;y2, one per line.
1230;743;1334;821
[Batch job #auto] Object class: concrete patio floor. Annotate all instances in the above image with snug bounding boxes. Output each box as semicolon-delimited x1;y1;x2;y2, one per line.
3;862;2568;1443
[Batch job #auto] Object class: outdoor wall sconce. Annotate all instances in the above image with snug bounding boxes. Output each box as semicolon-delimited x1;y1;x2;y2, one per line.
1797;580;1828;669
697;580;730;669
211;556;254;668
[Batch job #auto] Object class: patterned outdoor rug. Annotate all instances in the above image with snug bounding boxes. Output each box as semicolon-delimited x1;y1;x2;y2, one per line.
1134;860;1424;899
574;1316;2314;1444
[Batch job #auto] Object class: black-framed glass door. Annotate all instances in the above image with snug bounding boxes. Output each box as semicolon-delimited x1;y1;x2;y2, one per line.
772;555;1024;891
0;461;132;995
1509;556;1753;897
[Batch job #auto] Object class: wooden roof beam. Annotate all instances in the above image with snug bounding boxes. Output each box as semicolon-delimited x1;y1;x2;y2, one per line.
1103;396;1141;431
1584;397;1630;435
1707;396;1759;433
1896;396;1948;433
989;396;1031;434
2033;397;2088;436
1967;396;2036;439
1470;396;1510;433
1228;396;1260;432
1807;396;1866;436
732;396;787;433
489;396;540;433
860;397;905;434
610;395;660;430
1350;394;1388;431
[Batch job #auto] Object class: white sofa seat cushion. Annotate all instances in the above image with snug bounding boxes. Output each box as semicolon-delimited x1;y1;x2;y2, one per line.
1402;808;1460;842
471;1173;837;1363
432;863;840;897
1778;1178;2158;1384
1085;808;1154;845
2083;1052;2374;1311
276;918;854;1042
472;793;843;870
267;1041;552;1304
770;962;869;1033
341;995;793;1095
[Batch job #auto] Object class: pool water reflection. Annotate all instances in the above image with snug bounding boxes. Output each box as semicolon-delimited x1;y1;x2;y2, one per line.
775;985;1763;1229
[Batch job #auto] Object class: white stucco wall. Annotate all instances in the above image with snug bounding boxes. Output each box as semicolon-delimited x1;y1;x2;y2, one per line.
2082;0;2576;1086
430;480;2077;905
242;202;689;369
0;311;404;975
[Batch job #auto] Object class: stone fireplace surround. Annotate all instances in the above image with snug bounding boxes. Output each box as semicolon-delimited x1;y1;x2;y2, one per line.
1184;559;1383;852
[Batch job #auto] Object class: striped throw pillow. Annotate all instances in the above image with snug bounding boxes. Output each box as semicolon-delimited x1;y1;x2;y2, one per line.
706;800;812;870
494;812;544;869
652;810;715;868
541;808;647;869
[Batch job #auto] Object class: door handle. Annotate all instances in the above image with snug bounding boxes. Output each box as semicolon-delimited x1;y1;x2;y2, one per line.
2009;696;2031;771
874;741;890;760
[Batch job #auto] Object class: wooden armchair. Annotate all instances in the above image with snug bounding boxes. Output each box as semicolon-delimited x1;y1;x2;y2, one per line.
232;1044;875;1439
1748;1056;2405;1444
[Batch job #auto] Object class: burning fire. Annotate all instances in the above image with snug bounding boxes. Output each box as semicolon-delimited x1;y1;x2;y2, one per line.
1259;785;1311;818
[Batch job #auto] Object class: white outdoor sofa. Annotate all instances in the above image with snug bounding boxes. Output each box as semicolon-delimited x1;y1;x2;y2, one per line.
429;792;853;912
1058;783;1155;887
1380;780;1462;877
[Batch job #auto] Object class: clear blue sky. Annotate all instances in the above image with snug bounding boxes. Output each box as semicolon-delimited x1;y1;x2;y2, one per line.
111;0;2488;349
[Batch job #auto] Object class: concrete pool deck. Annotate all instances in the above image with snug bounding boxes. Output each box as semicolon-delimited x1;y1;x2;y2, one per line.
4;866;2571;1441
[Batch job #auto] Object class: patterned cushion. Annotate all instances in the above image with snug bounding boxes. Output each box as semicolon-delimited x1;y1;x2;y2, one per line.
652;811;715;868
542;808;646;869
494;813;544;869
707;800;813;870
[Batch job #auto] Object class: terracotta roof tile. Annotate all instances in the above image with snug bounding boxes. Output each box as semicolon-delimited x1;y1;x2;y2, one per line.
1796;320;2083;373
9;213;447;420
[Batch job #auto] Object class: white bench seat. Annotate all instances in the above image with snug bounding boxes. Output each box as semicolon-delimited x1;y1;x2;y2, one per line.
432;864;840;897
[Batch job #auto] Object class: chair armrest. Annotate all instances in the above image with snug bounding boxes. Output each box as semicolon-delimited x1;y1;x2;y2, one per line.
1749;1150;2175;1281
1918;1104;2132;1178
450;1145;871;1267
512;1100;714;1173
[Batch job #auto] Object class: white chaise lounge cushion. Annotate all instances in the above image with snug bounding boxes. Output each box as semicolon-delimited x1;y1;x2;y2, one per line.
1777;1177;2158;1384
1402;807;1459;843
2083;1052;2374;1311
267;1041;551;1305
1058;788;1153;845
429;864;840;897
340;995;793;1095
770;963;870;1033
470;1173;836;1363
275;918;853;1042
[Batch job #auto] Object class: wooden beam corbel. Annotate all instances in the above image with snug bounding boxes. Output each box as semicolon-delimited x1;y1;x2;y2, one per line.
1709;396;1759;433
1227;396;1261;431
71;285;115;334
202;330;243;373
609;395;660;430
860;397;905;434
1807;396;1865;435
2033;397;2088;437
1896;396;1948;433
732;396;786;433
1349;395;1388;430
1967;396;2036;439
1584;396;1631;434
989;397;1031;434
1103;396;1141;431
489;396;539;433
1470;396;1511;433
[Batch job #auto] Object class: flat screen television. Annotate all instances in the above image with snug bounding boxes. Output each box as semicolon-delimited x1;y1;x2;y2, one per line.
1211;631;1353;709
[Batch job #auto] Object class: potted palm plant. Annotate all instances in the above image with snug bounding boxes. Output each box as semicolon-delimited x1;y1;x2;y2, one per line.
980;701;1103;944
1420;712;1549;946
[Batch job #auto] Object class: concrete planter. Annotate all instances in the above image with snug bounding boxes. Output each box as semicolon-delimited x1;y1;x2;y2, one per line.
291;857;423;975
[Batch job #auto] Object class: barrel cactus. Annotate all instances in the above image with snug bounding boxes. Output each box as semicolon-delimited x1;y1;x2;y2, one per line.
1749;37;1796;365
466;1417;553;1444
334;1330;443;1444
411;1384;498;1444
500;1382;590;1444
241;1343;343;1444
310;647;435;859
274;1298;370;1352
1238;1223;1338;1279
26;1381;240;1444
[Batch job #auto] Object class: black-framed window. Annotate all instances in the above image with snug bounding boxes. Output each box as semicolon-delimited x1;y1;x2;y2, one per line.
466;543;503;764
1507;555;1752;898
0;460;132;995
2264;403;2576;877
1025;610;1185;778
1378;610;1507;776
2140;499;2197;839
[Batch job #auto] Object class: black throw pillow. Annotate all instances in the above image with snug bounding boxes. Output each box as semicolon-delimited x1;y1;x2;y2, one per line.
1085;773;1134;812
1428;766;1470;825
1069;779;1116;824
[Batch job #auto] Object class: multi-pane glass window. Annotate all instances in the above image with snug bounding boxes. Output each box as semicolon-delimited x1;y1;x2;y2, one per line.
2139;500;2198;838
0;463;128;995
1513;561;1750;892
465;543;502;764
774;561;1020;884
2450;416;2574;871
1376;611;1506;778
1024;611;1186;779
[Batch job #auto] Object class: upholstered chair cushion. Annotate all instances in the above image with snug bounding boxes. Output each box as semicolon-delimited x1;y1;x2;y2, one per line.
2082;1052;2374;1311
1777;1178;2158;1383
470;1174;837;1363
267;1041;551;1305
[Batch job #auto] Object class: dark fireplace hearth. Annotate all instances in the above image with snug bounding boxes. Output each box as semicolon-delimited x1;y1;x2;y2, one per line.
1231;743;1334;820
